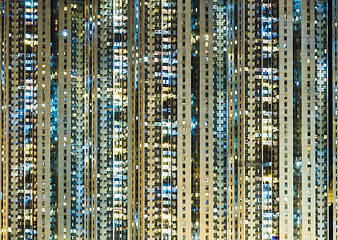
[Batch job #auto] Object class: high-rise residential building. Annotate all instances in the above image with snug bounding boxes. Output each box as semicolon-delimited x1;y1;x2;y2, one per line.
128;0;217;238
84;0;129;239
0;0;86;239
0;0;333;240
332;0;338;239
227;0;330;239
0;0;54;239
